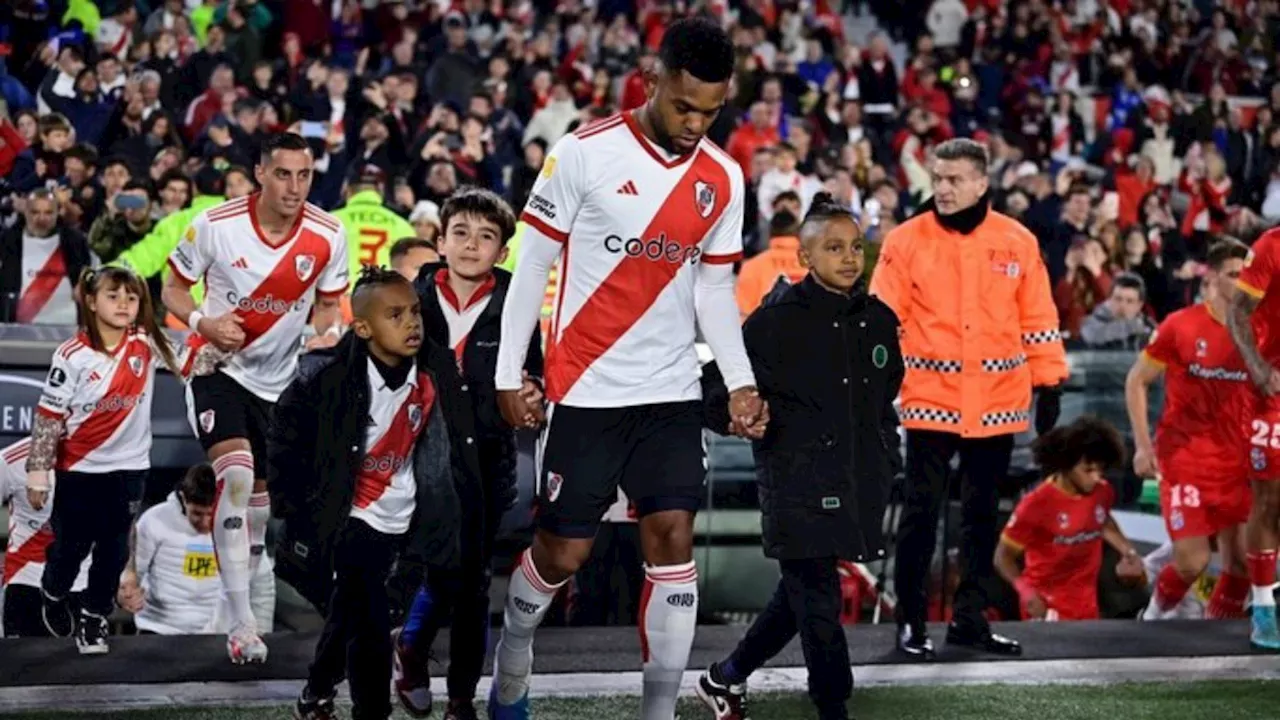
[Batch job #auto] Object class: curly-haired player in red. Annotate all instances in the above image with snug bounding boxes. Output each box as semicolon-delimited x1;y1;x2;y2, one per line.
994;417;1144;622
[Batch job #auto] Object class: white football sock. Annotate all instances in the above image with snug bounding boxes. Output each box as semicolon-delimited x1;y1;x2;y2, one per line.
493;549;564;704
640;561;699;720
212;451;255;628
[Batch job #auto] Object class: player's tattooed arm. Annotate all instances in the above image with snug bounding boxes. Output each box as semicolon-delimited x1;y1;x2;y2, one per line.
1227;291;1271;387
24;414;62;476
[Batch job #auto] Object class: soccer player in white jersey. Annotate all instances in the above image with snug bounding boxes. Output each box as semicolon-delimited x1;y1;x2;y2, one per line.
0;439;90;637
490;18;767;720
162;132;349;664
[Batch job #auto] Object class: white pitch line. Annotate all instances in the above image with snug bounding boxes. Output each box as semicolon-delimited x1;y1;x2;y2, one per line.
2;656;1279;713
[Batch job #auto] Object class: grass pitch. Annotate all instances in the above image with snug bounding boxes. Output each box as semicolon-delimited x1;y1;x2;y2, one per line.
6;681;1280;719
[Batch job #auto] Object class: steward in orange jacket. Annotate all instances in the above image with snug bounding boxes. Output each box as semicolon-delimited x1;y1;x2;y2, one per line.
871;197;1068;439
869;139;1068;661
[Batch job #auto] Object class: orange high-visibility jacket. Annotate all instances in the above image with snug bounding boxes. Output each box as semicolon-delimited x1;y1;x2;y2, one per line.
870;208;1068;438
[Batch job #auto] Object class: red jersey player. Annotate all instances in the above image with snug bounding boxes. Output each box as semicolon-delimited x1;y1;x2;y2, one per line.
489;17;765;720
994;417;1143;621
162;134;349;664
1126;239;1253;621
1228;226;1280;650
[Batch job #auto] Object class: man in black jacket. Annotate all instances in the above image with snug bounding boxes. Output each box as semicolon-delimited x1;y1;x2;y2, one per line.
393;187;543;720
697;194;905;720
267;268;482;720
0;189;94;324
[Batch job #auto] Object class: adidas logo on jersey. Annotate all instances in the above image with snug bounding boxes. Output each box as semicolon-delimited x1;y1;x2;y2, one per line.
616;180;639;195
232;257;250;269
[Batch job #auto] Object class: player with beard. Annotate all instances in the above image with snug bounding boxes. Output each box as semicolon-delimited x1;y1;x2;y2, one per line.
488;16;767;720
163;132;349;664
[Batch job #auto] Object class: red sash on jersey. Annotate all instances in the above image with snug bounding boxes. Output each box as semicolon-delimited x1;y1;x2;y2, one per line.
353;373;436;509
544;150;730;402
4;526;53;585
185;228;332;359
16;247;66;324
57;335;151;471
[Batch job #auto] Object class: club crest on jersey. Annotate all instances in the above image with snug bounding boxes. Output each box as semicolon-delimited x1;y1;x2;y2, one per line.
1057;511;1070;529
1253;446;1268;471
407;404;423;433
199;409;216;434
128;355;144;377
1095;505;1105;524
693;181;716;219
1170;508;1185;531
295;254;316;281
546;471;564;502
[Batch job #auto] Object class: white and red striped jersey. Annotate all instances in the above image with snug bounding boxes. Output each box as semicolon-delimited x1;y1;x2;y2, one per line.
16;232;81;325
516;112;746;407
349;361;435;535
1;440;89;590
37;329;160;473
167;194;350;402
433;268;494;371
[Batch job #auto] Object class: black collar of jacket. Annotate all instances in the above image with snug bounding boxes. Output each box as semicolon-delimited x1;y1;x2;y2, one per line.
783;273;871;315
414;261;513;344
917;190;992;235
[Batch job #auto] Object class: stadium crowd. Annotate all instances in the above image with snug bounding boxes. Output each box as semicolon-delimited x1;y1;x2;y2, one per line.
2;0;1280;691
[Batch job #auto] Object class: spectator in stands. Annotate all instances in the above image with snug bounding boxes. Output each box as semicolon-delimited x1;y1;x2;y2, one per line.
87;179;153;264
332;164;415;282
408;200;442;245
0;189;95;325
10;112;73;193
736;209;806;321
1055;237;1114;341
116;464;275;636
1081;272;1155;350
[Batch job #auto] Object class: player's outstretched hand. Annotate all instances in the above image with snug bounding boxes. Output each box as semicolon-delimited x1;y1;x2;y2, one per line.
728;387;768;439
117;571;146;613
498;389;545;430
1132;445;1157;478
25;470;50;511
1265;367;1280;397
198;314;247;352
1115;553;1146;586
1023;593;1048;620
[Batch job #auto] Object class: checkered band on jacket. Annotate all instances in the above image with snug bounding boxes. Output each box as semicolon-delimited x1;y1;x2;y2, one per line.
1021;329;1062;346
982;354;1028;373
981;409;1031;427
901;406;962;425
904;356;963;373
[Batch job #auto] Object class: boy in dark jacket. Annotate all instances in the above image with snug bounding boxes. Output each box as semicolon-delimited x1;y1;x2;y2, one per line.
698;193;905;720
268;268;480;720
393;187;544;720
